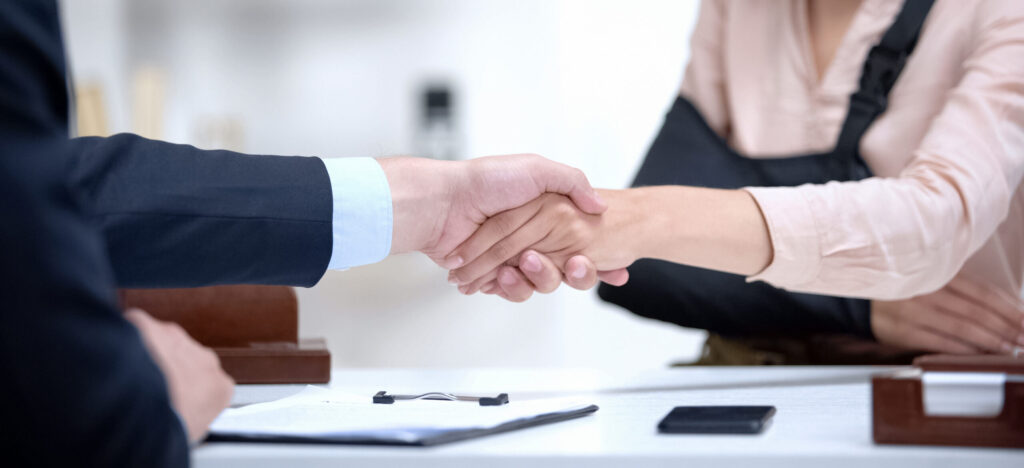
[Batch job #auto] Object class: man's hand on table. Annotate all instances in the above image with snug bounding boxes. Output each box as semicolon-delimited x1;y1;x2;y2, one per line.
126;308;234;444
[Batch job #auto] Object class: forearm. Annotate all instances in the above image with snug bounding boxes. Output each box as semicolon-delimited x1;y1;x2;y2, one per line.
608;186;773;276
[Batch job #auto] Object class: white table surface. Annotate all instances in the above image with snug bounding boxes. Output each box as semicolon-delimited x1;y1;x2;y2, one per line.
193;367;1024;468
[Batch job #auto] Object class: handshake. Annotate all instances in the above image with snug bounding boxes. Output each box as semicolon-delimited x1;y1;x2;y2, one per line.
380;154;639;301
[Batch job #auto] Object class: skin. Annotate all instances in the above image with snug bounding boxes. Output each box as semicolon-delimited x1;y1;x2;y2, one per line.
447;188;771;293
872;276;1024;354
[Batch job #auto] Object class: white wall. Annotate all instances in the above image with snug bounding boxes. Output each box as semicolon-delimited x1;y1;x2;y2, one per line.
60;0;706;370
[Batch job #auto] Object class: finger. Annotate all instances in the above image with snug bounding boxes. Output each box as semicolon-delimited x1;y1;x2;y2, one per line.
526;156;607;215
598;268;630;287
450;219;550;285
480;280;500;295
924;289;1020;346
911;303;1015;354
124;308;157;329
519;250;563;294
562;255;599;290
901;326;982;355
495;266;535;302
461;269;499;295
443;201;542;269
947;278;1024;333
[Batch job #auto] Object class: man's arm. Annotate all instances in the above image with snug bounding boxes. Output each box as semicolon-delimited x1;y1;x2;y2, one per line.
69;134;334;288
68;133;610;289
0;142;190;467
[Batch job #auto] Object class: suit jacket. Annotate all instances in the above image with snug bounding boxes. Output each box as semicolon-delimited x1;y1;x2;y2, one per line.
0;1;334;465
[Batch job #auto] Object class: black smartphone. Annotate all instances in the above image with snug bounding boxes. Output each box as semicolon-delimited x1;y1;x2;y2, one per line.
657;406;776;434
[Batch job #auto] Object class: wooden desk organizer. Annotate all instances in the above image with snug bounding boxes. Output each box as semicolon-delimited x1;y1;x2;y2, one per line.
872;354;1023;448
119;285;330;384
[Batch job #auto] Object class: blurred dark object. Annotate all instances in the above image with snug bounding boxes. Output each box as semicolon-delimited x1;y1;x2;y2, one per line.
417;83;460;160
678;333;925;366
119;285;330;384
873;354;1024;448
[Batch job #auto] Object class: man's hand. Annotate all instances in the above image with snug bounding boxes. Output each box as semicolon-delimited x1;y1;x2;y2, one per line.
377;154;626;277
125;309;234;443
446;191;640;300
871;276;1024;354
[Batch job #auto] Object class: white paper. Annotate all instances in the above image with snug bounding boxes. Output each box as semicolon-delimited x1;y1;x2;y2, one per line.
210;386;594;442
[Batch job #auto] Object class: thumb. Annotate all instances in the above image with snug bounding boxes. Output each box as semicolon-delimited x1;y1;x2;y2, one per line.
528;157;606;214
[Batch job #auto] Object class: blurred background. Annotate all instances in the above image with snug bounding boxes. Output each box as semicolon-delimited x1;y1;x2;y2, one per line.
61;0;706;370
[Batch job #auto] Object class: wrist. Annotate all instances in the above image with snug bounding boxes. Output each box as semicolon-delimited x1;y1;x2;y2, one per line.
617;187;662;261
594;188;650;266
377;157;458;254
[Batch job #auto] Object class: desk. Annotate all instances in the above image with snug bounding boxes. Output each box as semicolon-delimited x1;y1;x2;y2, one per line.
194;367;1023;467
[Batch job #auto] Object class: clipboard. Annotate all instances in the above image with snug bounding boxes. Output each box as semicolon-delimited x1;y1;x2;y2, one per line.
206;387;599;446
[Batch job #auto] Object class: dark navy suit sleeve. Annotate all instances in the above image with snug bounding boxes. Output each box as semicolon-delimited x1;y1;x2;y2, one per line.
68;134;334;288
0;1;189;466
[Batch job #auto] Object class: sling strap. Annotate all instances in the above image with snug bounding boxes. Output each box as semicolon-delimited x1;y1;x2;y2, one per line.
833;0;935;166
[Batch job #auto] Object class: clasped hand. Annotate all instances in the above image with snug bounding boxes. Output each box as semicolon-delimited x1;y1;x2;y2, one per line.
447;191;642;302
379;154;635;302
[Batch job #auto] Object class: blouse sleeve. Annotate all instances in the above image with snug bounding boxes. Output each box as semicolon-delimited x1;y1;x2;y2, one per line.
678;0;731;138
744;4;1024;299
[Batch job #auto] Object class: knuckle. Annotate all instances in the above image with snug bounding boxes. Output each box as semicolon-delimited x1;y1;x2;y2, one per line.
553;200;577;218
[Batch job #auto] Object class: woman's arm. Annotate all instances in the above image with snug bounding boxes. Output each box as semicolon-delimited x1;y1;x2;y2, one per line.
455;3;1024;301
447;186;773;288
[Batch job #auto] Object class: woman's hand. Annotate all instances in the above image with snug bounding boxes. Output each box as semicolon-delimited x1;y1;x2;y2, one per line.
871;276;1024;354
446;190;640;294
464;251;628;302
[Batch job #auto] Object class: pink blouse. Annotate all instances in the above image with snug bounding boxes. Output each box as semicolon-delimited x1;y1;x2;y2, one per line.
679;0;1024;299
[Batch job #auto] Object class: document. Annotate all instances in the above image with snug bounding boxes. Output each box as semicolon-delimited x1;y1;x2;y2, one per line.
208;386;598;446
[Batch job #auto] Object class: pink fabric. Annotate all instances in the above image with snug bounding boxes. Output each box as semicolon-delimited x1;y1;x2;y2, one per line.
679;0;1024;299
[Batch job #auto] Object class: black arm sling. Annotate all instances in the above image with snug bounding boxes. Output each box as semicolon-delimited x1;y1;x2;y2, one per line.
598;0;934;339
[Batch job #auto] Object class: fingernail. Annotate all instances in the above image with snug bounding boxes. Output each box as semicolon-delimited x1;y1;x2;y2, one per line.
445;256;464;269
594;192;606;207
1002;342;1014;354
447;272;459;285
1018;333;1024;346
499;270;517;285
571;265;586;279
522;254;542;273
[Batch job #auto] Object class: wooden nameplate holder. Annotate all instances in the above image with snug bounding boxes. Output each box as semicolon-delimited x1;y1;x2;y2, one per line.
119;285;330;384
872;354;1023;448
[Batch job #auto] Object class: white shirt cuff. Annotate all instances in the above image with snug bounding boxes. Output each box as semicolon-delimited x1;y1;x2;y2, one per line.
320;157;392;269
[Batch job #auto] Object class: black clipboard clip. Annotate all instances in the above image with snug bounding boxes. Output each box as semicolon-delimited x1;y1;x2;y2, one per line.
373;390;509;406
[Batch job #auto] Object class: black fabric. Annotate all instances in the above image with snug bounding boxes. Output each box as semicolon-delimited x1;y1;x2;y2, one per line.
599;0;934;339
0;1;189;466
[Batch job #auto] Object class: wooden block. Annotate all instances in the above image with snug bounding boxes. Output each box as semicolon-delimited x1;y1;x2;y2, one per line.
872;355;1024;448
215;338;331;384
119;285;332;384
119;285;298;347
